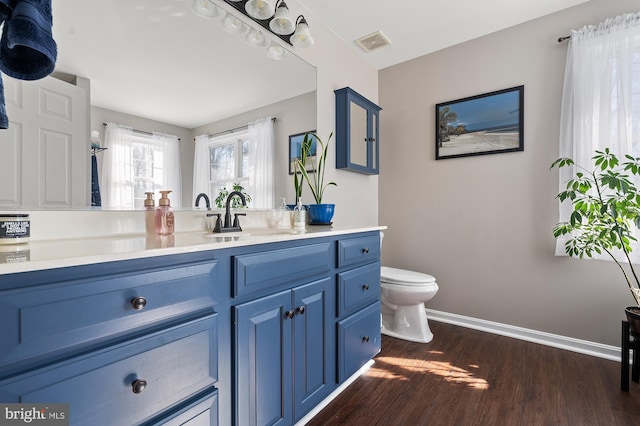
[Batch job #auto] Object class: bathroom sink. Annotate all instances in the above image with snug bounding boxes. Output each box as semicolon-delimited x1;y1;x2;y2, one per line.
202;228;297;239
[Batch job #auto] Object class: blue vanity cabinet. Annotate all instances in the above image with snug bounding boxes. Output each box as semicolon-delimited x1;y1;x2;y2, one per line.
0;251;222;426
335;87;382;175
233;241;336;426
336;234;382;382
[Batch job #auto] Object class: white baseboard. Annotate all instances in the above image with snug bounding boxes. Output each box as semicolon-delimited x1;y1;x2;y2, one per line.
425;308;622;362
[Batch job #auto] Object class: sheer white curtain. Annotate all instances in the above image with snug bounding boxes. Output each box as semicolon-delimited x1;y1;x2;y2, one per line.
557;12;640;259
247;116;274;209
193;134;210;204
153;132;182;208
101;122;134;208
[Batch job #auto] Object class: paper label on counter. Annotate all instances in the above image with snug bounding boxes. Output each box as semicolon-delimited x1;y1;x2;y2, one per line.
0;220;30;238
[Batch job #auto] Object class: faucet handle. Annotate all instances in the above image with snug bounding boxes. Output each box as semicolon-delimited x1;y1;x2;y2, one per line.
208;213;222;232
233;213;246;229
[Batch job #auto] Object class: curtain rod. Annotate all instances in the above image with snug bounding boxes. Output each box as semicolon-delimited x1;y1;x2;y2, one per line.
102;122;181;140
198;117;277;140
558;35;571;43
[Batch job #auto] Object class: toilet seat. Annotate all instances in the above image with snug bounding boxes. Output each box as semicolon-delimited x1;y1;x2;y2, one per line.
381;266;436;286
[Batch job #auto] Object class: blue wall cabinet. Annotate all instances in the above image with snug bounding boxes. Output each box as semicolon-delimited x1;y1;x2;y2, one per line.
335;87;382;175
234;277;334;426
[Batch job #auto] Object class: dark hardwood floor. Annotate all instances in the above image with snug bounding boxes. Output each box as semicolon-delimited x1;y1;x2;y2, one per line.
307;321;640;426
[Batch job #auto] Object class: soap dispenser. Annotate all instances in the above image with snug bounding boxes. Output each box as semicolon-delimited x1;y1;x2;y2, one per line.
155;190;175;235
144;192;155;234
293;198;306;230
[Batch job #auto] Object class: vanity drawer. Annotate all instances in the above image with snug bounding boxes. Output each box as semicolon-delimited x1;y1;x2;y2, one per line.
337;302;381;382
0;315;218;426
337;262;380;317
233;242;331;298
154;387;218;426
337;234;380;268
0;260;217;377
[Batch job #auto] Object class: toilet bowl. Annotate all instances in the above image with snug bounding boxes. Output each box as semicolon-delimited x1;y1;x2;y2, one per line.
380;266;438;343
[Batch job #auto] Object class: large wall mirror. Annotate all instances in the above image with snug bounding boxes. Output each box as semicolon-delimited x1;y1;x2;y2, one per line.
0;0;316;210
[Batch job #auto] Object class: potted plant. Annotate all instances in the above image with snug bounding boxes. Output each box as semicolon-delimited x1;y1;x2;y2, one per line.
214;183;252;209
295;132;337;224
551;149;640;331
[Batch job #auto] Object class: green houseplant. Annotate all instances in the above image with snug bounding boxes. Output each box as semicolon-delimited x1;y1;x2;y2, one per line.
551;149;640;328
295;132;337;223
214;183;252;209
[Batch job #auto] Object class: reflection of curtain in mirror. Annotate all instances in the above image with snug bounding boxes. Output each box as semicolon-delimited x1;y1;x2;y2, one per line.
101;123;182;209
153;132;182;208
193;134;210;204
101;123;134;208
248;116;274;209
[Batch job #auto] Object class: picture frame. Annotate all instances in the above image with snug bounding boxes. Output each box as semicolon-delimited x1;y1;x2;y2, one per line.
435;85;524;160
289;131;317;175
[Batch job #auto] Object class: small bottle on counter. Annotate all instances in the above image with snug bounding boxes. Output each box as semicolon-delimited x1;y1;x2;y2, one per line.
293;198;306;230
144;192;155;234
155;190;175;235
278;197;290;229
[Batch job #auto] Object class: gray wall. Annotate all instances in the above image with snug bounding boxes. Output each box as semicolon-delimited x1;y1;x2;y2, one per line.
379;0;639;346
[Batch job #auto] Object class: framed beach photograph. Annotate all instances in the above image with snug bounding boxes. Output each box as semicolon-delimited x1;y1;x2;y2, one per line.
435;86;524;160
289;131;317;175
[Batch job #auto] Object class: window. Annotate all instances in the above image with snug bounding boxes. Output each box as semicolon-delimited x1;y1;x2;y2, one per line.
101;123;182;209
556;13;640;259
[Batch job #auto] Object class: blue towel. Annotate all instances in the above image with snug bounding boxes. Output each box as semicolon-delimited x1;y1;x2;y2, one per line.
0;0;56;129
0;0;56;80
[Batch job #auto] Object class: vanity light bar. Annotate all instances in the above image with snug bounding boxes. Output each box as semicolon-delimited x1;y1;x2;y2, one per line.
222;0;308;47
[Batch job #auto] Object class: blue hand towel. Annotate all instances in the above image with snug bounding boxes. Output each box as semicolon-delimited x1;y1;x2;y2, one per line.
0;0;56;80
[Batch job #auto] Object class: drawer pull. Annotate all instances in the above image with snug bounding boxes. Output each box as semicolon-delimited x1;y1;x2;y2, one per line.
362;284;370;291
362;247;370;254
296;306;306;315
132;379;147;394
362;336;370;343
130;297;147;310
285;310;295;319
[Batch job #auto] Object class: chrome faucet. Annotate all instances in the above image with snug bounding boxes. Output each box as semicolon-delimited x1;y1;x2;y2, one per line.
195;193;211;210
210;190;246;233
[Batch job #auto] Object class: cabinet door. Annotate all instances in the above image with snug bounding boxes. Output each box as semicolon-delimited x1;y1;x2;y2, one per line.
292;277;334;420
234;290;293;426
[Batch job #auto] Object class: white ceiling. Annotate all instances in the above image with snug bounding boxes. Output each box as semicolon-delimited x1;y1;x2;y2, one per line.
298;0;591;70
50;0;590;129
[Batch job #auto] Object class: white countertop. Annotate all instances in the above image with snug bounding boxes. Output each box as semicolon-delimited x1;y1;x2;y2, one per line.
0;226;386;274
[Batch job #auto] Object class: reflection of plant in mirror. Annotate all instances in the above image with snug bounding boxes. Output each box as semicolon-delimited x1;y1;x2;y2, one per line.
214;183;252;209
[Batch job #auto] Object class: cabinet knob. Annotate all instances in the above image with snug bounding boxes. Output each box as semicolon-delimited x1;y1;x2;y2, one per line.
362;284;369;291
285;310;295;319
362;336;370;343
130;297;147;310
132;379;147;394
362;247;369;254
296;306;306;315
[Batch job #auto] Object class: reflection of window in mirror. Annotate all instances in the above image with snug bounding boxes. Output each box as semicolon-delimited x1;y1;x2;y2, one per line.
101;123;182;209
209;131;251;206
194;117;275;209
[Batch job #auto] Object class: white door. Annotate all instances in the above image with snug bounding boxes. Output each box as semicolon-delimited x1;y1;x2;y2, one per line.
0;75;87;209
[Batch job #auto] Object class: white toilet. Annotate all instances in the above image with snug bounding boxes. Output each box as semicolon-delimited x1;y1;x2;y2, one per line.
380;266;439;343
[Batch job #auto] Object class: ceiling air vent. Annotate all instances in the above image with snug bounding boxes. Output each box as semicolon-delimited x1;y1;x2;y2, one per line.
355;31;391;53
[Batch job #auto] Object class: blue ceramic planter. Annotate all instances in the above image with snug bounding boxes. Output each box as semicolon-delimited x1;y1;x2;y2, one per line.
307;204;335;224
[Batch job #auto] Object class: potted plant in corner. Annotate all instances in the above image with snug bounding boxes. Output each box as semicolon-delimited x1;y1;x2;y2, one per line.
551;149;640;331
296;132;337;224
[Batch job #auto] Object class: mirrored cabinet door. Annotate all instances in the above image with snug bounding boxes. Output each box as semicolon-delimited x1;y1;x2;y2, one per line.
335;87;382;175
